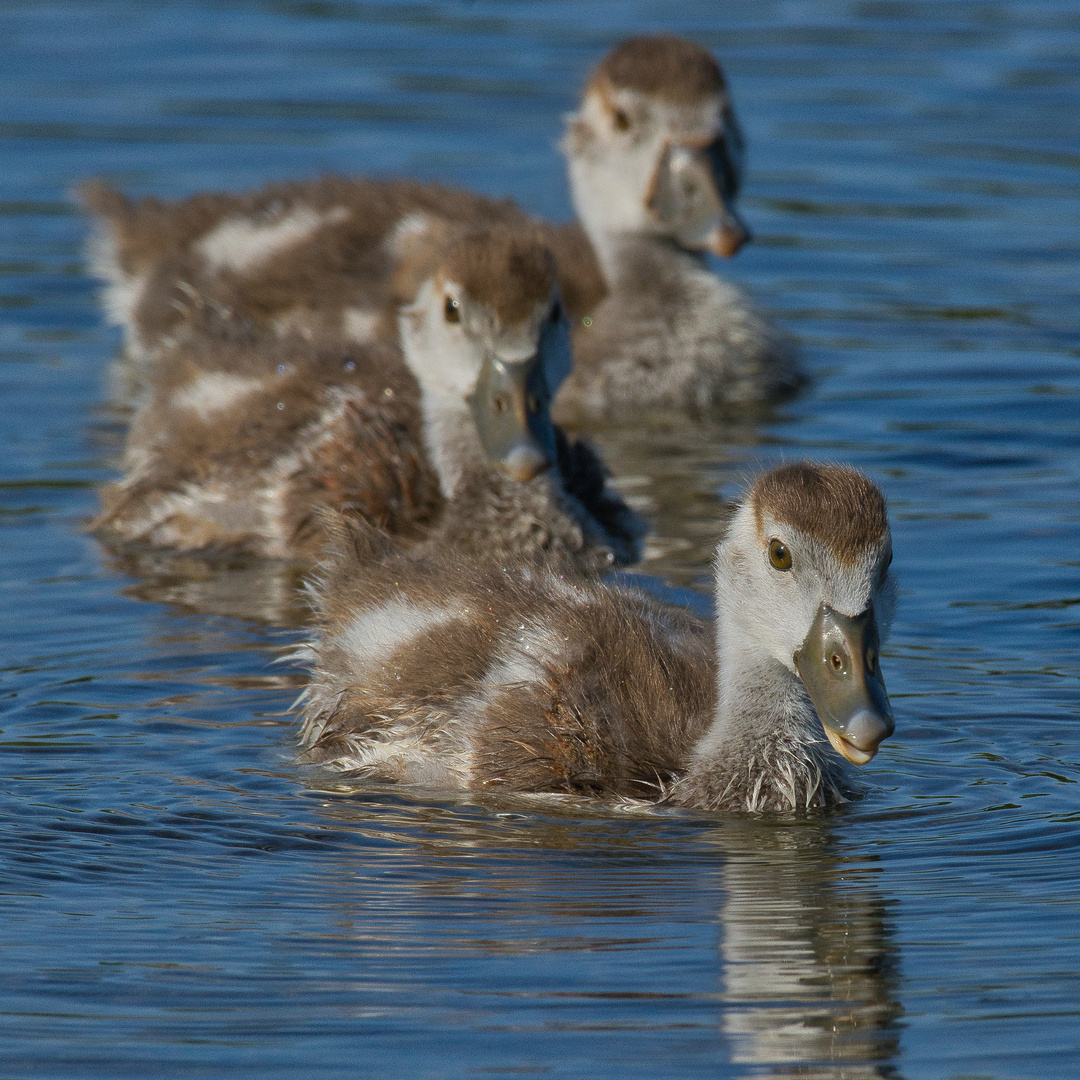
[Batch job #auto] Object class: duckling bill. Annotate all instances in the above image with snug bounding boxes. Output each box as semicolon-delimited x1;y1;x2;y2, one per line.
463;293;570;484
298;462;896;812
794;604;893;766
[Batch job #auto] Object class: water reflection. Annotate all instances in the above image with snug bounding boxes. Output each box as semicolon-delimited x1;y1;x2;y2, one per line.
584;410;770;587
303;789;902;1075
715;820;902;1078
102;543;313;627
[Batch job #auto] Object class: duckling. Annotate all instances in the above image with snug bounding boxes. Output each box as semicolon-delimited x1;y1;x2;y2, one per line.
555;36;798;420
92;226;642;570
80;36;795;418
298;462;896;812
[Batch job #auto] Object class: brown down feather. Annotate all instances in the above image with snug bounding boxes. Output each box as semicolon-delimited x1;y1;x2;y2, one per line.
92;319;442;558
587;35;725;103
303;517;714;797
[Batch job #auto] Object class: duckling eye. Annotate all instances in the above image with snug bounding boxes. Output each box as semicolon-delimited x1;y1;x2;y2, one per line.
768;538;792;571
612;108;631;132
494;395;509;414
444;296;460;324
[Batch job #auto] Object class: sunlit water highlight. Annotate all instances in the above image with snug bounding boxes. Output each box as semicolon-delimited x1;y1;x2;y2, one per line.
1;1;1079;1077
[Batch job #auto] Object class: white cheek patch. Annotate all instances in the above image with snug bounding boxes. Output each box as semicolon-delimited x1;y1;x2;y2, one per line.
172;371;265;419
336;599;464;673
196;205;349;275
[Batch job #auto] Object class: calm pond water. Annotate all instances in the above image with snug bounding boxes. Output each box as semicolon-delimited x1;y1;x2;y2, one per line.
2;1;1079;1076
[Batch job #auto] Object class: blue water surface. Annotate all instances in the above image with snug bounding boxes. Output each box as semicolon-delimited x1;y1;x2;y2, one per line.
1;1;1079;1077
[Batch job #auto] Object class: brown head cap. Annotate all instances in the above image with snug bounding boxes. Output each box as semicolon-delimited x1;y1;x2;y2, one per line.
588;36;725;105
751;463;889;566
438;226;557;327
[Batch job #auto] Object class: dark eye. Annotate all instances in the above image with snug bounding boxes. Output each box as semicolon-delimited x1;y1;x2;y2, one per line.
549;300;562;324
444;295;460;324
768;538;792;571
612;108;630;132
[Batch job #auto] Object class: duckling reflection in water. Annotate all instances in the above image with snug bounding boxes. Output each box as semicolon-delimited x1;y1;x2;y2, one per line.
92;226;642;574
715;821;903;1074
298;462;896;812
81;37;795;422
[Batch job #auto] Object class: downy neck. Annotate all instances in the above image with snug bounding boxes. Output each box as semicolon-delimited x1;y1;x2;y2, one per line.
398;301;489;499
601;232;709;292
679;559;847;812
415;386;487;499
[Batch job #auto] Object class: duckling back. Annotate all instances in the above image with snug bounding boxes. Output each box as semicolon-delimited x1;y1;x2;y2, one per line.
93;320;442;559
81;177;593;372
300;521;712;796
299;462;897;812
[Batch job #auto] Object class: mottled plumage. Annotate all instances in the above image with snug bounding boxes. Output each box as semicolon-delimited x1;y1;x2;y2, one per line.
92;321;442;559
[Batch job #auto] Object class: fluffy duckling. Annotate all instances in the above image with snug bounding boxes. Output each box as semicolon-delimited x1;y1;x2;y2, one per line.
298;462;896;812
92;227;641;570
555;36;797;420
81;36;795;418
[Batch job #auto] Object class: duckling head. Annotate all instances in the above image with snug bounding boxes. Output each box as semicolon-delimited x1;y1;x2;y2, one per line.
398;227;572;489
562;36;750;264
717;463;897;765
